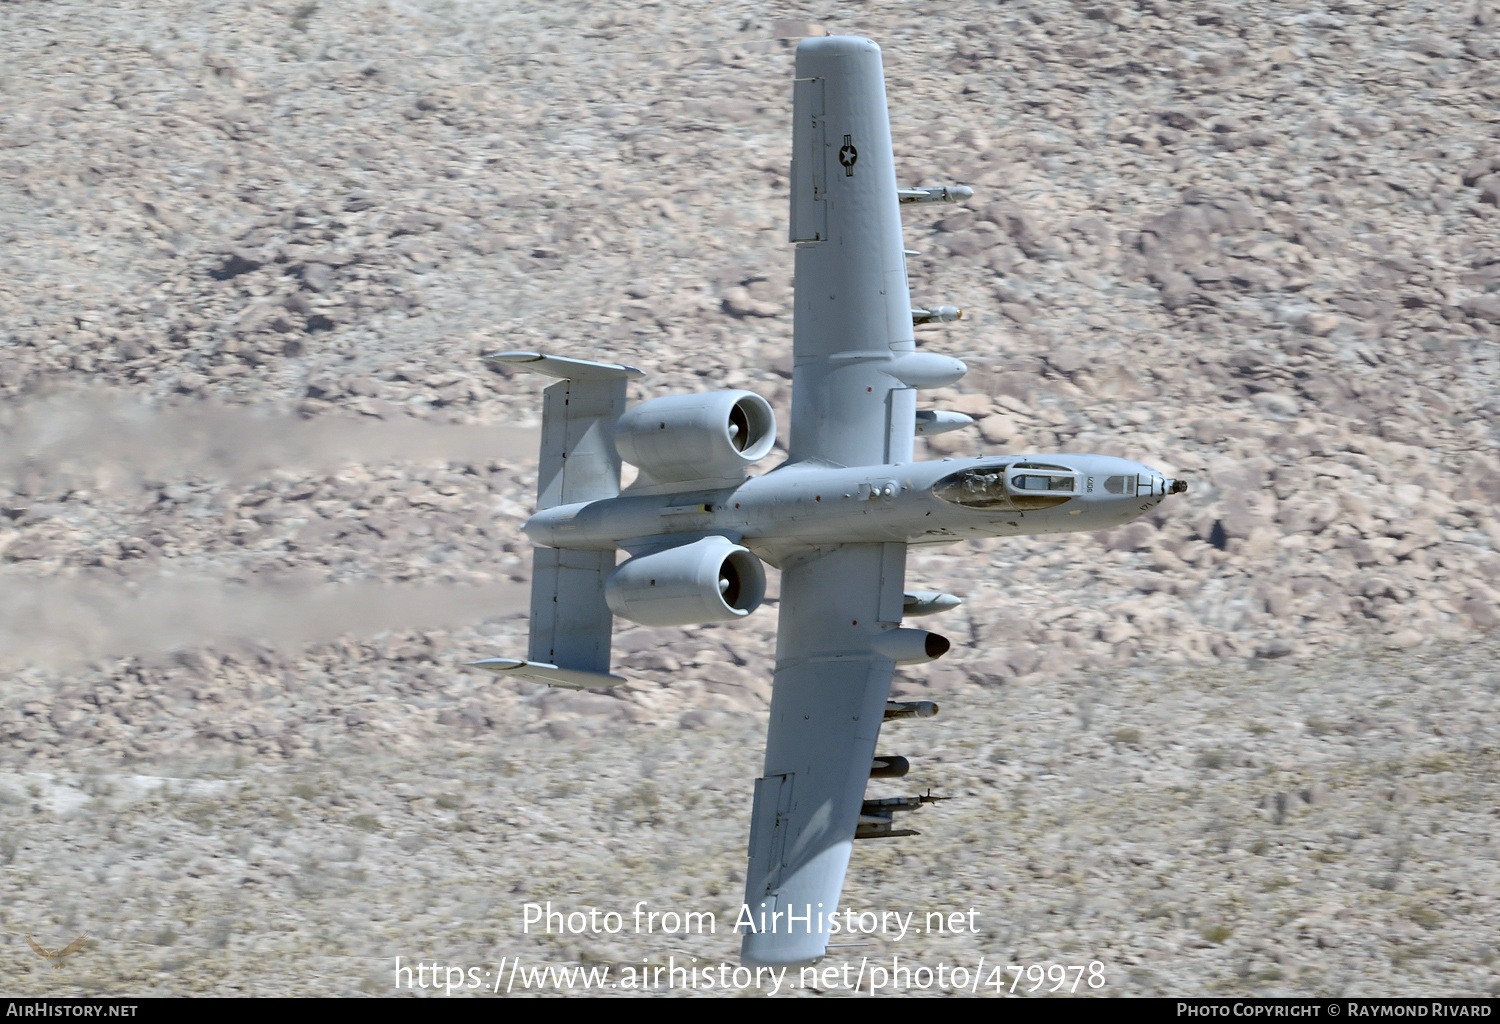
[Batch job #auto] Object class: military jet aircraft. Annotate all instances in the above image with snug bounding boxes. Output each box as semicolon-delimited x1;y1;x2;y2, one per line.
475;35;1186;967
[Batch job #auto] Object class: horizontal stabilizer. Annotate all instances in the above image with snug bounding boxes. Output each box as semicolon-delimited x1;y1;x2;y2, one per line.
469;658;626;690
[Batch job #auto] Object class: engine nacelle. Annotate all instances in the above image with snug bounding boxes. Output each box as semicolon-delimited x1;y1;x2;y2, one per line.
614;391;776;488
605;536;766;627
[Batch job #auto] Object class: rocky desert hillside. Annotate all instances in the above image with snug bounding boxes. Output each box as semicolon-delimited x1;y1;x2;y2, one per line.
2;0;1497;998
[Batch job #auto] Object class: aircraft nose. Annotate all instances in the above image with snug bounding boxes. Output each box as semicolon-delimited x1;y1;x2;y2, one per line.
1142;472;1187;499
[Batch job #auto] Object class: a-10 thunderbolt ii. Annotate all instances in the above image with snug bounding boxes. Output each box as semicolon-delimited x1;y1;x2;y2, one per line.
476;35;1187;967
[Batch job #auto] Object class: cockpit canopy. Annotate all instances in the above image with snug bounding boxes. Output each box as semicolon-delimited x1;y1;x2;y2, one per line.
932;462;1075;511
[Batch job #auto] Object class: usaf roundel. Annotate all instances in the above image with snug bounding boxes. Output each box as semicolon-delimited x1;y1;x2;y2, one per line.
839;134;858;176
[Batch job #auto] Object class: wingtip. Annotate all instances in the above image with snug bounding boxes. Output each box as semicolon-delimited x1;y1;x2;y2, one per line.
796;34;881;59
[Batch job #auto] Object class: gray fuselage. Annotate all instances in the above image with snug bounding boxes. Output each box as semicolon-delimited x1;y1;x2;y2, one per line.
523;453;1178;566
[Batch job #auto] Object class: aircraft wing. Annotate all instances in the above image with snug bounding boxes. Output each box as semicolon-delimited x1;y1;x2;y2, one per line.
740;541;907;966
738;33;964;969
787;36;964;468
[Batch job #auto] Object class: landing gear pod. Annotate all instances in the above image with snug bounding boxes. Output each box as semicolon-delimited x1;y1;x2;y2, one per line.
605;535;766;627
871;628;950;665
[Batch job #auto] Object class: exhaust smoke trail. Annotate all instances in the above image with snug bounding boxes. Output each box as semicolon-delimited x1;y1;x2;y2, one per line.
0;390;539;667
0;576;531;670
0;389;539;494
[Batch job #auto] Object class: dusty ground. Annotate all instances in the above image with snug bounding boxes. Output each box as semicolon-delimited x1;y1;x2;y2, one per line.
3;0;1498;998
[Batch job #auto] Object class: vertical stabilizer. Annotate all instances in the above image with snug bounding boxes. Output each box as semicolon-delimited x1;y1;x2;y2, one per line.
486;351;643;509
527;546;616;673
483;352;643;677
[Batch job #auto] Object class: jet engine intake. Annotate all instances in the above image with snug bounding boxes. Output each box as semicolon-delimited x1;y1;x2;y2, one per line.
614;391;776;487
605;536;766;627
